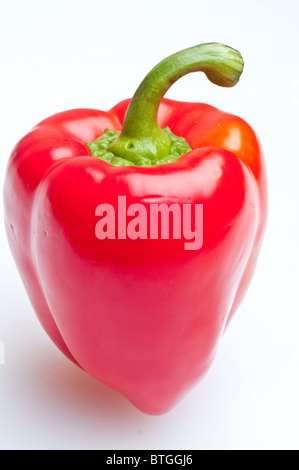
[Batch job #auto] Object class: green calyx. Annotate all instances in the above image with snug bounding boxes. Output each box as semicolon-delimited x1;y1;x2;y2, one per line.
87;127;191;167
87;42;244;168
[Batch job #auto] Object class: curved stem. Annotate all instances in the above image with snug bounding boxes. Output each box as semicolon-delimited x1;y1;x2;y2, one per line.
107;42;244;163
123;42;243;138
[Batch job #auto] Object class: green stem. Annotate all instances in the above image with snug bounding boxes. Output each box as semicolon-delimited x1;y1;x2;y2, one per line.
89;43;244;166
121;43;243;137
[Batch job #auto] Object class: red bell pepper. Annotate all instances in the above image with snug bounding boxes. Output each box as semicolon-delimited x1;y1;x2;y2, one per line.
4;43;267;414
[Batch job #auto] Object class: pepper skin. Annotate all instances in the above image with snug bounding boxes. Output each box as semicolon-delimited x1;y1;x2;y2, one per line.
4;44;267;414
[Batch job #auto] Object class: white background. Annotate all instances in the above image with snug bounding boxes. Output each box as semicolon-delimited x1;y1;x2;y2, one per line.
0;0;298;450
